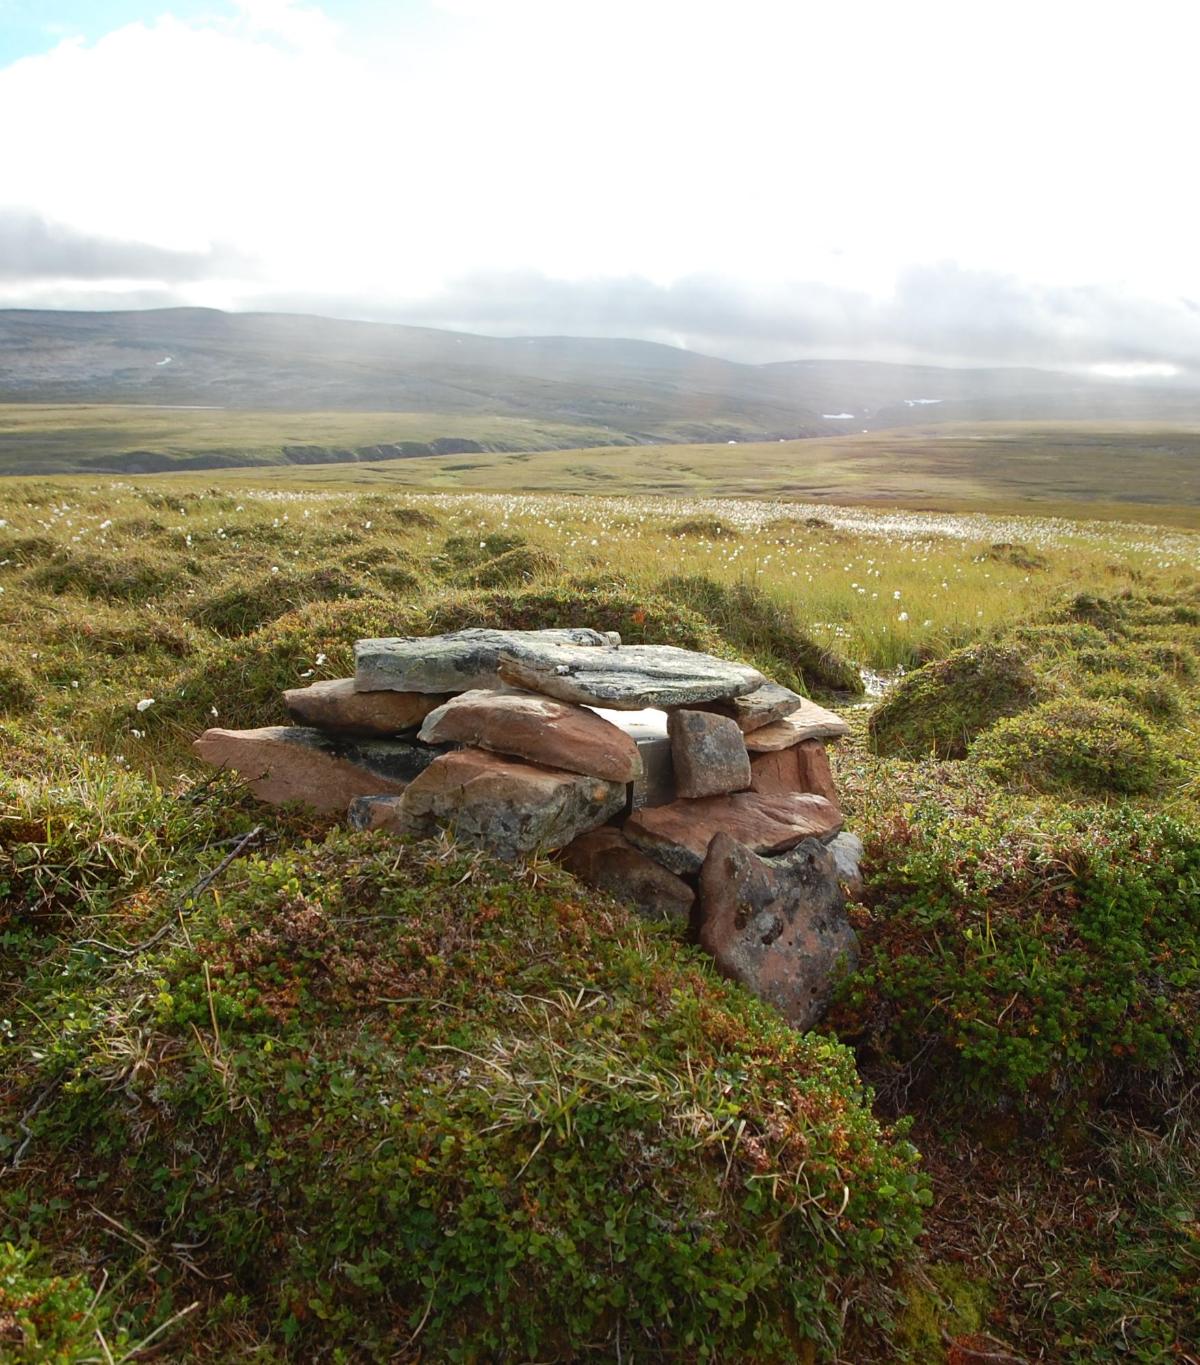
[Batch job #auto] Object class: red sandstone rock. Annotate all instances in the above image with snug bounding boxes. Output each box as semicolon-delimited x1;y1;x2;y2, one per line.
668;709;751;798
698;832;858;1030
418;688;641;782
743;699;850;751
557;826;694;924
284;677;449;736
623;790;842;875
193;726;438;813
748;739;839;805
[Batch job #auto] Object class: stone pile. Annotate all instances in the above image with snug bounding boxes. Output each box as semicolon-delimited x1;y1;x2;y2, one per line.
194;626;862;1028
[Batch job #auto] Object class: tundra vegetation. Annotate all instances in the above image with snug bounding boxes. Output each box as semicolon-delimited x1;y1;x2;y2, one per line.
1;477;1198;1362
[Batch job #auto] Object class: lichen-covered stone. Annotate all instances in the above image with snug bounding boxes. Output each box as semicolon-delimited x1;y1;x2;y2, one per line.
390;747;626;858
498;642;765;710
693;681;805;734
668;709;751;798
355;627;620;693
698;832;858;1029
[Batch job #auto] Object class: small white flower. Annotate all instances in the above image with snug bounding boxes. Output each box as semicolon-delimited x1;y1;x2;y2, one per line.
315;653;327;665
364;521;372;530
136;697;155;712
898;611;909;622
210;705;219;717
270;565;280;574
71;680;79;689
131;728;144;738
99;519;113;529
299;669;314;678
893;590;901;600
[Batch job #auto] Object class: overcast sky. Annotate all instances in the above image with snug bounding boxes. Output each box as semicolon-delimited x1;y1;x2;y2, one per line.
2;0;1199;372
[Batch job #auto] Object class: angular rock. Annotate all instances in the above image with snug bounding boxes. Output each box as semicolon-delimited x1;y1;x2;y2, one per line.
347;794;405;831
355;627;620;693
284;677;450;737
698;832;859;1030
693;681;805;734
391;747;626;858
828;831;865;900
749;738;839;805
418;688;641;782
557;827;694;925
624;790;842;875
668;709;751;798
743;699;850;751
193;726;441;813
498;642;765;710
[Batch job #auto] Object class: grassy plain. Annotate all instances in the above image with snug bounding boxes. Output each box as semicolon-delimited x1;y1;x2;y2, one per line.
234;421;1200;526
2;477;1199;1360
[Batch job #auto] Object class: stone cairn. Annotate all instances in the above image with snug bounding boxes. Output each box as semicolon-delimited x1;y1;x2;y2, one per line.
195;627;862;1029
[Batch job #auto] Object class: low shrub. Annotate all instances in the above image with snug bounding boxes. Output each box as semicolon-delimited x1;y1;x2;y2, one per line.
661;574;863;694
8;834;927;1360
187;566;368;636
26;550;186;604
0;1242;123;1362
389;505;440;530
868;643;1041;759
986;542;1049;571
830;803;1200;1120
0;663;35;714
1083;672;1185;724
668;515;739;538
971;697;1177;796
465;544;560;587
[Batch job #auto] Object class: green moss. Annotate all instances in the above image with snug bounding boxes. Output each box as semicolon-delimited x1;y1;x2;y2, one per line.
661;574;863;694
868;642;1042;759
830;803;1200;1119
464;544;560;587
0;663;35;714
668;515;739;538
9;833;926;1360
971;697;1177;796
26;550;187;603
187;566;367;636
892;1263;992;1363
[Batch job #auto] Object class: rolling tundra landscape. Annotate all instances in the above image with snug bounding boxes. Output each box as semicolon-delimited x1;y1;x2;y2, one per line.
3;1;1200;1362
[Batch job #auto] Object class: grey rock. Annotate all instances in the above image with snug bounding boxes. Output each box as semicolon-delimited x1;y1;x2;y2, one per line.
693;681;805;734
389;747;626;858
668;709;751;798
588;706;676;810
497;642;765;710
828;831;865;899
355;627;621;693
698;832;859;1030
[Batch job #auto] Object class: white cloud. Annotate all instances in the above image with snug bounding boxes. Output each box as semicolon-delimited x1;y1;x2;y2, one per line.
0;0;1198;366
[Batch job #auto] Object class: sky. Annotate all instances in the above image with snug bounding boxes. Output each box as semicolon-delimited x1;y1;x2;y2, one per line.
2;0;1200;372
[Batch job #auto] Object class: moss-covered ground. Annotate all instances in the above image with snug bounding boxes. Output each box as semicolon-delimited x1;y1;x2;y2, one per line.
1;479;1198;1360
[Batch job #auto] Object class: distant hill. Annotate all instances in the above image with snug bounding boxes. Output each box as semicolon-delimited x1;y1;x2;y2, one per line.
2;307;1200;475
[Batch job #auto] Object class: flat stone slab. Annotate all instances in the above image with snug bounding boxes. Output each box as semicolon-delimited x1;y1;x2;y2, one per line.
743;699;850;751
498;642;765;710
558;827;694;926
668;709;750;798
284;677;450;737
624;790;843;875
193;726;441;813
698;832;858;1030
418;688;641;782
387;747;626;858
749;738;839;806
692;682;805;734
355;628;620;693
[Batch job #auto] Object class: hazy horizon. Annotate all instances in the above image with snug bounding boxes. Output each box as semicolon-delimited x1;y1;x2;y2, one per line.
3;1;1199;376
